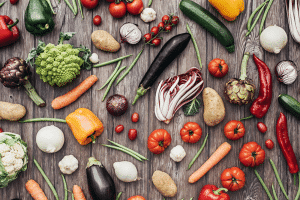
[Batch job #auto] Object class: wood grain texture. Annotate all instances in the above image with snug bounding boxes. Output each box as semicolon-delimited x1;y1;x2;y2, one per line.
0;0;298;199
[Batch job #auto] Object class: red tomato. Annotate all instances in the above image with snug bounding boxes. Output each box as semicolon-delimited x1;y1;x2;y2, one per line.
224;120;245;140
126;0;143;15
10;0;18;4
164;25;172;32
265;139;274;149
171;16;179;25
158;22;165;30
151;38;161;46
162;15;170;24
257;122;267;133
0;128;3;133
150;26;159;36
144;33;152;42
131;112;139;123
93;15;101;26
221;167;245;191
109;1;126;18
239;141;265;167
147;129;171;154
128;129;137;141
180;122;202;143
128;196;146;200
81;0;99;9
115;125;124;133
208;58;228;78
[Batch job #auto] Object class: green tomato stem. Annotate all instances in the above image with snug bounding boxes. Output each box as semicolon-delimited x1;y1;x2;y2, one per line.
239;52;250;81
213;188;228;195
188;133;209;170
23;80;46;107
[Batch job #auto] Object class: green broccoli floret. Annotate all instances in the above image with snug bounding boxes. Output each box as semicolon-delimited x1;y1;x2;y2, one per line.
34;43;83;87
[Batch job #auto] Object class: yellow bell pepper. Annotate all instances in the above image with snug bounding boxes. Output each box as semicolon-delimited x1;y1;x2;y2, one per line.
66;108;104;145
209;0;244;21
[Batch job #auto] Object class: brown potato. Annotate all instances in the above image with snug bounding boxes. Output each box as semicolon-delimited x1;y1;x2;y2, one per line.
203;87;225;126
0;101;26;121
152;170;177;197
91;30;120;53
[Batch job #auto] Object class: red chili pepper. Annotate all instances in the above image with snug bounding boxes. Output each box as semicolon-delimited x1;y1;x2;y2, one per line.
0;15;19;48
249;54;272;118
276;112;299;174
198;184;230;200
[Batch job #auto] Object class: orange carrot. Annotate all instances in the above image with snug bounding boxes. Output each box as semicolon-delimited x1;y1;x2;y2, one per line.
51;75;98;110
188;142;232;183
25;179;48;200
73;185;87;200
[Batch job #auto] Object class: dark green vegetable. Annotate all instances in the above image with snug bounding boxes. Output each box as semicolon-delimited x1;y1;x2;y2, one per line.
25;0;55;36
46;0;55;14
188;133;208;170
183;98;201;116
179;0;234;53
278;94;300;119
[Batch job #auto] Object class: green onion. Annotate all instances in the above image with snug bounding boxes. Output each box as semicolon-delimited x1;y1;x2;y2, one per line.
102;144;143;162
186;23;202;70
102;66;127;101
246;3;268;37
107;139;148;160
93;54;132;67
187;133;208;170
247;0;269;30
46;0;56;14
77;0;84;19
116;192;122;200
19;118;67;123
0;2;6;7
254;169;274;200
61;174;68;200
116;49;144;85
64;0;76;15
98;61;121;90
259;0;274;34
34;159;59;200
272;184;278;200
269;159;289;199
295;172;300;200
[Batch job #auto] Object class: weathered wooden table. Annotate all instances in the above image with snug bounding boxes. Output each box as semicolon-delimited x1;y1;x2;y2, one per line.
0;0;298;199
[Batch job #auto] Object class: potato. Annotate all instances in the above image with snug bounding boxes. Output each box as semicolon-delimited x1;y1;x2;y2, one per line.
91;30;120;53
152;170;177;197
0;101;26;121
203;87;225;126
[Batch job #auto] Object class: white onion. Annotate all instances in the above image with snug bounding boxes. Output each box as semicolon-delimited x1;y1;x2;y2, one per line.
120;23;142;45
113;161;140;182
260;25;288;54
275;60;298;85
36;125;64;153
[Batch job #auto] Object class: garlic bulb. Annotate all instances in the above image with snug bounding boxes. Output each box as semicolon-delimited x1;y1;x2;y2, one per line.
275;60;298;85
260;25;288;54
140;8;156;23
89;53;99;63
120;23;142;45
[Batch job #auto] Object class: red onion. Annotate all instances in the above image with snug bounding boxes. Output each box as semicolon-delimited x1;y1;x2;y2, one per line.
155;67;204;124
120;23;142;45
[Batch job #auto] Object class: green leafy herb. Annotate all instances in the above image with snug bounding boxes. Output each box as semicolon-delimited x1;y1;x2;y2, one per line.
58;32;76;44
183;98;201;116
78;45;92;70
26;40;46;66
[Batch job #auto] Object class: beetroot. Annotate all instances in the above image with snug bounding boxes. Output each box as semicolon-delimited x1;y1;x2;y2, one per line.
106;94;128;116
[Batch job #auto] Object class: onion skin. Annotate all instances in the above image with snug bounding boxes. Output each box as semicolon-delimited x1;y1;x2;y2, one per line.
120;23;142;45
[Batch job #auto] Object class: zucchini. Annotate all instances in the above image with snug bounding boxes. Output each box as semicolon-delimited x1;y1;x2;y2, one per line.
278;94;300;119
179;0;235;53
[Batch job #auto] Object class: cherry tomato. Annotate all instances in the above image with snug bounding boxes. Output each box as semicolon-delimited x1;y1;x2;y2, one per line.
164;25;172;32
0;128;3;133
109;1;126;18
10;0;18;4
131;112;139;123
162;15;170;24
265;139;274;149
80;0;99;9
151;38;161;46
257;122;267;133
126;0;144;15
93;15;102;26
150;26;159;36
158;22;165;30
171;16;179;25
144;33;152;42
115;125;124;133
128;129;137;141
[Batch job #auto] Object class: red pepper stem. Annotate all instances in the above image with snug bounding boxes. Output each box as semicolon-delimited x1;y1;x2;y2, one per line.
213;188;228;195
7;18;19;30
239;115;253;121
23;80;46;107
239;52;250;80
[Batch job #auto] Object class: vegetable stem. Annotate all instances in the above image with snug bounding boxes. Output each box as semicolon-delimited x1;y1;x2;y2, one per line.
19;118;67;123
239;115;254;121
186;23;202;70
116;192;122;200
239;52;250;80
0;2;6;7
269;159;289;200
77;0;84;19
98;61;121;90
93;54;132;67
61;174;68;200
259;0;274;34
254;168;274;200
188;133;209;170
102;144;144;162
148;0;152;6
272;184;279;200
34;159;59;200
132;86;148;105
23;80;46;107
46;0;56;14
246;2;268;36
295;172;300;200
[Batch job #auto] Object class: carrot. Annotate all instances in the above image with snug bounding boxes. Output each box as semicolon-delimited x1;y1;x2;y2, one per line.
51;75;98;110
188;142;232;183
25;179;48;200
73;185;86;200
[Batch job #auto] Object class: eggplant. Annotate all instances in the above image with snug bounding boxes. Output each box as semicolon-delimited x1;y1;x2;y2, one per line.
132;33;191;105
86;157;116;200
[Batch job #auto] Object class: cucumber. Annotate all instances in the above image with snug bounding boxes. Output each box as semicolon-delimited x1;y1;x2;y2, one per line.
278;94;300;119
179;0;235;53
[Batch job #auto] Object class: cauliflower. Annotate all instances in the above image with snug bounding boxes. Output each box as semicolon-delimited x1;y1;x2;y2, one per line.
58;155;79;174
140;8;156;23
0;132;28;188
170;145;186;162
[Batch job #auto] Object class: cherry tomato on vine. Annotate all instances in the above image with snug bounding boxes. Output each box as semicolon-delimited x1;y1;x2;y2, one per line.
109;1;126;18
128;129;137;141
126;0;144;15
131;112;139;123
171;16;179;25
93;15;102;26
81;0;99;9
158;22;164;30
164;25;172;32
150;26;159;36
144;33;152;42
265;139;274;149
115;125;124;133
10;0;18;4
162;15;170;24
151;38;161;46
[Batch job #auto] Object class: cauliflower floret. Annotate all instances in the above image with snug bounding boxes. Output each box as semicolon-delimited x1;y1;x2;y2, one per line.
170;145;186;162
58;155;78;174
13;159;24;172
11;143;25;159
0;143;10;155
1;152;16;166
4;165;15;175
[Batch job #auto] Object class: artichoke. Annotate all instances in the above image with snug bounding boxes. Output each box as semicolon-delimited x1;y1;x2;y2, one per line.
224;52;255;105
0;57;45;107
